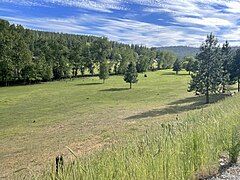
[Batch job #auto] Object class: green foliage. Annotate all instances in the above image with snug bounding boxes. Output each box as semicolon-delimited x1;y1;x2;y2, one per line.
173;59;182;74
189;34;223;103
124;62;138;89
228;126;240;164
221;41;234;92
136;49;156;73
183;56;196;74
99;60;109;83
156;51;176;69
0;19;158;85
230;49;240;92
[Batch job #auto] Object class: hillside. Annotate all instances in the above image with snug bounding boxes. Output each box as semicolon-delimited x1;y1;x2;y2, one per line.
156;46;240;59
156;46;199;59
0;70;192;178
43;87;240;179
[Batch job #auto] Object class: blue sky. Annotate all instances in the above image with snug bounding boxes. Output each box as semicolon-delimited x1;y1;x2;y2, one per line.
0;0;240;47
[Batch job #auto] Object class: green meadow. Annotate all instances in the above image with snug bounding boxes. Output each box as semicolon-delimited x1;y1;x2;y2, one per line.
0;70;239;179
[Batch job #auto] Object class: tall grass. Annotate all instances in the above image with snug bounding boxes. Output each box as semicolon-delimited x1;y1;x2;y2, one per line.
44;95;240;180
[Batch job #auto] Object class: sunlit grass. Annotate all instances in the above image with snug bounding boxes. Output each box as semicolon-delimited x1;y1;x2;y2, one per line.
43;94;240;180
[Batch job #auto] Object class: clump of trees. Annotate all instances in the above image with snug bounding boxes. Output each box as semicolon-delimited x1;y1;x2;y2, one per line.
156;51;176;70
0;19;163;86
189;33;240;103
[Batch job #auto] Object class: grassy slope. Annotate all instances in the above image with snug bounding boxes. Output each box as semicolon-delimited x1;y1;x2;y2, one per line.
47;92;240;180
0;70;195;178
0;70;236;179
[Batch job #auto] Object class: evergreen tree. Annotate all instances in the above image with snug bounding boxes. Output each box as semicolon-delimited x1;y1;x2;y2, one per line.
231;49;240;92
221;41;233;93
184;56;195;75
124;62;138;89
99;60;109;83
189;33;223;104
173;59;181;74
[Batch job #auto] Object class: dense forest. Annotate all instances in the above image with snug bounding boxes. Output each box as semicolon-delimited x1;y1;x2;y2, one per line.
0;19;178;86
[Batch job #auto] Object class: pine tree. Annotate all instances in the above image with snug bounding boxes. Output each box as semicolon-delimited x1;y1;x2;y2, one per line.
221;41;233;93
231;49;240;92
189;33;223;103
99;60;109;83
124;62;138;89
173;59;181;74
184;56;195;75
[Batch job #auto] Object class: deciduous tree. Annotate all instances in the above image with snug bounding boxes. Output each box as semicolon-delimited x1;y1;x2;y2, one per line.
99;60;109;83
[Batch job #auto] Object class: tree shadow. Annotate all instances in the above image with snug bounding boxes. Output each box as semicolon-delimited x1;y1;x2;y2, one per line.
75;83;102;86
125;94;228;120
100;88;129;92
161;72;176;76
161;72;189;76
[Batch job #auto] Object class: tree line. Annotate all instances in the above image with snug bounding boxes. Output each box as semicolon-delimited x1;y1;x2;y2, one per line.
0;19;177;86
170;34;240;103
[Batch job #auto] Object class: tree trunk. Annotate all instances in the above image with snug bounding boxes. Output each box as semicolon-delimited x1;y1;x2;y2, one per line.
75;68;78;77
189;71;190;75
103;79;105;84
238;76;240;92
130;82;132;89
176;71;178;75
222;84;226;94
206;88;209;104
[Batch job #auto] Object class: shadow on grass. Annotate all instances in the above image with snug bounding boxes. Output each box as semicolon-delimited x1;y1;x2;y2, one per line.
100;88;129;92
162;71;189;76
125;94;228;120
75;82;102;86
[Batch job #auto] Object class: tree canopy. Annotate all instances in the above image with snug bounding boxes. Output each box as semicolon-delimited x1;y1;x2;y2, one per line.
0;19;158;86
124;62;138;89
189;33;227;103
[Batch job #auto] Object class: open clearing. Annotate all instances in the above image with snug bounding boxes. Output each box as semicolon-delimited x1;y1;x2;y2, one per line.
0;70;225;178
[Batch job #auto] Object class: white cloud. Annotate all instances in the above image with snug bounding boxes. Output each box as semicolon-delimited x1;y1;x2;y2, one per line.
175;17;233;28
0;0;240;46
1;14;208;47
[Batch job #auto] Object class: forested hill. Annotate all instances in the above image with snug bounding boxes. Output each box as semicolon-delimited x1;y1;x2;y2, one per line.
0;19;164;86
156;46;199;59
156;46;240;59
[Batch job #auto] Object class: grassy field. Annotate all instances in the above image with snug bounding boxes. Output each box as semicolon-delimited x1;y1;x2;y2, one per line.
46;93;240;180
0;70;236;179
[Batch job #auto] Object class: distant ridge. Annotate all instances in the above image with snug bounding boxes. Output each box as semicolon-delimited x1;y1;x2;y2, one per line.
156;46;199;59
156;46;240;59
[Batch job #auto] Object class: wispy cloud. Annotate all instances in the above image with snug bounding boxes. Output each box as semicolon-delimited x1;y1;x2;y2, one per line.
0;0;240;46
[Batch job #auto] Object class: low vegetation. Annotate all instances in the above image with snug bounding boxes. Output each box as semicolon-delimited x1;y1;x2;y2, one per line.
0;70;192;178
45;94;240;180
